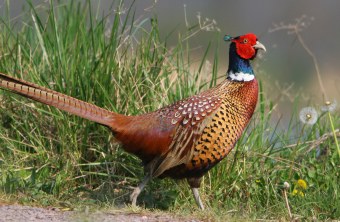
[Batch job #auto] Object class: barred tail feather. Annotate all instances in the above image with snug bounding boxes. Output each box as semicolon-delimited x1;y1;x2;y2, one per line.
0;73;115;127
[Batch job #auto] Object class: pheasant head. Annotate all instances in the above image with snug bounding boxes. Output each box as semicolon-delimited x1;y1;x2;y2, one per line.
224;33;266;81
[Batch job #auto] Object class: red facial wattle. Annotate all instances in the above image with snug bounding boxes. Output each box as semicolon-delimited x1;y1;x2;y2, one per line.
232;33;258;60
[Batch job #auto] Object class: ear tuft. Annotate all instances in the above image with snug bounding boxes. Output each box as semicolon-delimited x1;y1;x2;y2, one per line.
224;35;233;42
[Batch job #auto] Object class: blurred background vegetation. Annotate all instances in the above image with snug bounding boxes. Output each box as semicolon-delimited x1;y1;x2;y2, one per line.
0;0;339;221
3;0;339;125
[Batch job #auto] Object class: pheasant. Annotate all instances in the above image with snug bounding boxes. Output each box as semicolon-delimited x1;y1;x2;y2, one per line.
0;33;266;209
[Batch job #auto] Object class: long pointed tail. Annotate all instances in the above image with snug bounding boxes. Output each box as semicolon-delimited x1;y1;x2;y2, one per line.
0;73;116;127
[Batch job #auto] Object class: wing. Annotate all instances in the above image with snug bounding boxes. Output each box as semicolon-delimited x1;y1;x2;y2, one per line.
150;80;232;177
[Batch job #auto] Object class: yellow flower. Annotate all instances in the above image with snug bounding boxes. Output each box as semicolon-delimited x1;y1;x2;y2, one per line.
292;189;305;197
292;189;298;196
297;179;307;190
299;191;305;197
291;179;307;197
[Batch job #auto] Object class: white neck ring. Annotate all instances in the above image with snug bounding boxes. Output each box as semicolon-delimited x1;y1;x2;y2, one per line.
228;71;254;81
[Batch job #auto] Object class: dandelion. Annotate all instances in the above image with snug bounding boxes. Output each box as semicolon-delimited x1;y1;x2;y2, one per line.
282;181;292;219
299;191;305;197
299;107;318;125
321;99;337;113
292;189;305;197
297;179;307;190
283;181;290;189
292;179;307;197
292;189;298;196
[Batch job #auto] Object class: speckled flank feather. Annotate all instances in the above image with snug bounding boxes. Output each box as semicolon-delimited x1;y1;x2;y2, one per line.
147;78;258;178
188;80;257;171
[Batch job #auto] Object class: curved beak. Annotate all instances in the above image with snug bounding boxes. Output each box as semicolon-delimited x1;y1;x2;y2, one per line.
254;41;266;52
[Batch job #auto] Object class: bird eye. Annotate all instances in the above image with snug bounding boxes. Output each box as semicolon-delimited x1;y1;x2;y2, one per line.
243;39;248;43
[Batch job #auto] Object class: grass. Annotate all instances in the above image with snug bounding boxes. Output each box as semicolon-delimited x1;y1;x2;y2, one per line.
0;1;339;221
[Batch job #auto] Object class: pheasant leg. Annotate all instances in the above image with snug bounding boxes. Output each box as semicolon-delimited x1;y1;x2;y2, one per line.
130;173;152;206
191;187;205;210
187;177;204;210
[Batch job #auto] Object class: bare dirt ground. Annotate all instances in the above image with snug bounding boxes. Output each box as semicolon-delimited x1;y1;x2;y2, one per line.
0;204;202;222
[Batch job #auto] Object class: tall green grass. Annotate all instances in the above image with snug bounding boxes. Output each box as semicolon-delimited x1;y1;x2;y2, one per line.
0;1;339;220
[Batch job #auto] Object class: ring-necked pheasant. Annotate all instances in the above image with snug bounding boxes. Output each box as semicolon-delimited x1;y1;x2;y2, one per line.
0;33;265;209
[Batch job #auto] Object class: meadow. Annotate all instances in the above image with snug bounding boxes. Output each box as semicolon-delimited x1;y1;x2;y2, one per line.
0;1;339;221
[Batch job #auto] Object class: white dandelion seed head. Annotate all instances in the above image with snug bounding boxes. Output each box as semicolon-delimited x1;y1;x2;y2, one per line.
321;99;337;113
283;181;290;189
299;107;318;125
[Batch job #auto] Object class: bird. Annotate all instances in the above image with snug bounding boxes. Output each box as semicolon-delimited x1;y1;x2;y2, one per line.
0;33;266;209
